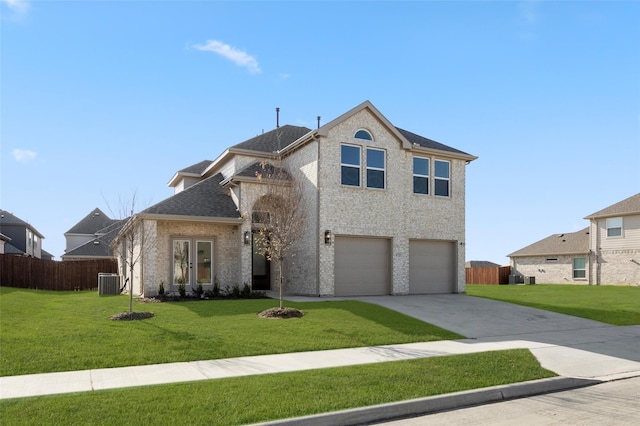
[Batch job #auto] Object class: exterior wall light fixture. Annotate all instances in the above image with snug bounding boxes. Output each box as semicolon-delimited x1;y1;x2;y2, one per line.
244;231;251;245
324;230;332;245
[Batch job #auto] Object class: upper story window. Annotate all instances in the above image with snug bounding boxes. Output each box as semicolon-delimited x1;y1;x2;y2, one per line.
354;130;373;141
341;144;361;187
606;217;623;237
434;160;450;197
366;148;386;189
413;157;429;194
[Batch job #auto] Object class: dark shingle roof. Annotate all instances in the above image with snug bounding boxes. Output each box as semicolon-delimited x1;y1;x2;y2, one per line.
178;160;213;175
0;209;44;237
62;220;124;259
231;125;312;153
584;193;640;219
142;173;238;218
396;127;472;156
3;243;25;255
66;208;117;235
508;228;590;257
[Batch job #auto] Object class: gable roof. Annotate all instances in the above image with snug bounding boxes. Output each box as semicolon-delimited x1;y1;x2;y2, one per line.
279;100;477;161
167;160;214;187
141;173;239;220
65;207;117;235
584;193;640;219
508;227;590;257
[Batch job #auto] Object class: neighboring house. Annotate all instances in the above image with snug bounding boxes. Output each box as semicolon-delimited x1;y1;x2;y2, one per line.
509;193;640;285
62;208;124;261
0;209;45;259
114;100;477;297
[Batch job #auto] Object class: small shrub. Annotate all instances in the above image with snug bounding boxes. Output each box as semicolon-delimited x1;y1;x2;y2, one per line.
241;283;252;298
158;281;165;295
193;283;204;298
213;277;220;298
178;283;186;298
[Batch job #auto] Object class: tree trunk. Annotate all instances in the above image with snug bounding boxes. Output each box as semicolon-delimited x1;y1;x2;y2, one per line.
279;259;284;309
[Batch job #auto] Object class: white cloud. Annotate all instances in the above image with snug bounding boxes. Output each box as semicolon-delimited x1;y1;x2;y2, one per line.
1;0;30;15
192;40;262;74
12;149;36;163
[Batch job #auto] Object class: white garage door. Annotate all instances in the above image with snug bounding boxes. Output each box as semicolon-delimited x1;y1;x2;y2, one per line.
409;240;456;294
334;237;391;296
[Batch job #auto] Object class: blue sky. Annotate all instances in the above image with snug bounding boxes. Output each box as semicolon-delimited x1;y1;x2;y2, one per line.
1;0;639;264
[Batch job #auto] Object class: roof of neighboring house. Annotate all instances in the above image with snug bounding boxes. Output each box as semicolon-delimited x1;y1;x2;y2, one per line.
62;220;124;259
508;227;590;257
465;260;502;268
0;209;45;238
65;207;118;235
0;233;11;242
142;173;239;219
3;243;25;255
584;193;640;219
231;125;313;153
41;250;54;261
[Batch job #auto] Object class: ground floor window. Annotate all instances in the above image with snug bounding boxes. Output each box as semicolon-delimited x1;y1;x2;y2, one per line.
573;257;586;279
172;238;213;286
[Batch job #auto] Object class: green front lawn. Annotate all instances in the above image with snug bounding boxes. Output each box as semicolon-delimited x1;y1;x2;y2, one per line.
467;284;640;325
0;287;462;376
0;349;555;425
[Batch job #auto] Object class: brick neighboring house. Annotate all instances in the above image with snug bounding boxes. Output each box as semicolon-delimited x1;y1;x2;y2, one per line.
61;208;124;261
0;209;49;259
114;101;477;297
509;193;640;285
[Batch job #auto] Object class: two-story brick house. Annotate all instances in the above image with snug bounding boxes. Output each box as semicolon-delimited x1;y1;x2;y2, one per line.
115;101;477;297
509;193;640;285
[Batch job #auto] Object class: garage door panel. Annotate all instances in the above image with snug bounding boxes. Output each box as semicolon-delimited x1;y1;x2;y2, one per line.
335;237;390;296
409;240;455;294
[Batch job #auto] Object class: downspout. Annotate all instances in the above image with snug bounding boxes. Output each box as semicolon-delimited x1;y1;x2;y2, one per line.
596;219;601;286
315;133;321;296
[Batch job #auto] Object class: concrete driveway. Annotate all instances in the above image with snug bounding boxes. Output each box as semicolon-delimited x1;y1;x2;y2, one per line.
353;294;640;379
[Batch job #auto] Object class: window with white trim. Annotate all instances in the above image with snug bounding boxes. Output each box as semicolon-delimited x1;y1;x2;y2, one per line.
606;217;622;237
341;144;361;187
573;257;586;279
413;157;429;194
366;148;385;189
434;160;450;197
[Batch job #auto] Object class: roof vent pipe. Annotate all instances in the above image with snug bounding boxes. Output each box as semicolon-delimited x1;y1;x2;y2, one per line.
317;116;321;129
276;107;280;128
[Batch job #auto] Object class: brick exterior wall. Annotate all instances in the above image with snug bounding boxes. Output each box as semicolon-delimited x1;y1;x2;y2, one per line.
511;254;589;284
316;108;468;295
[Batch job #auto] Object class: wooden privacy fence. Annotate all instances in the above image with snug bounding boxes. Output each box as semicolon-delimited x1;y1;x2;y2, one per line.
0;254;118;291
466;266;512;285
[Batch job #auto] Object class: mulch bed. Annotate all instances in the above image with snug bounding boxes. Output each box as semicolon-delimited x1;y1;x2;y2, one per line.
258;307;304;319
109;312;156;321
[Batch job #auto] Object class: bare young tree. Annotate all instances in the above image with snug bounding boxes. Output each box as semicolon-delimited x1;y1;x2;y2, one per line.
109;193;155;319
253;160;307;311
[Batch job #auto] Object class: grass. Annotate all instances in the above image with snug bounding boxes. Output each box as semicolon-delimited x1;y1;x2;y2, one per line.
0;349;555;425
467;284;640;325
0;287;462;376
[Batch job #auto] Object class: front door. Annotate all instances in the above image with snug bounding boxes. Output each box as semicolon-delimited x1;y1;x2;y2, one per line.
172;239;213;289
251;233;270;290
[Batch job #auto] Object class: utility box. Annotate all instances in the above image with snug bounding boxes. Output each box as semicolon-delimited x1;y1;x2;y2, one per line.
524;276;536;285
98;273;120;295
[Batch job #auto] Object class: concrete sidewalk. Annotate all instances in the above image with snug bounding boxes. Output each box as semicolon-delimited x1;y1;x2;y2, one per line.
2;337;639;400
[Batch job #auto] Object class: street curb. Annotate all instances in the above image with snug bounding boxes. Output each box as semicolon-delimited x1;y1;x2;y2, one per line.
252;377;601;426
